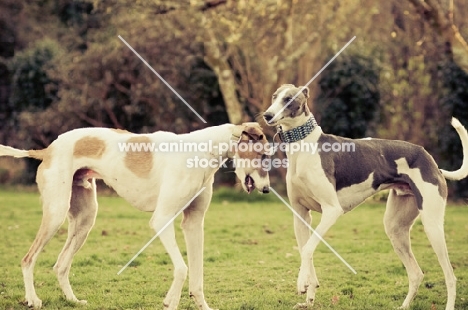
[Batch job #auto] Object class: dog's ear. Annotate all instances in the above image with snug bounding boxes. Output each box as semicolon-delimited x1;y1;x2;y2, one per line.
302;102;311;116
298;87;311;116
242;123;264;141
299;86;310;98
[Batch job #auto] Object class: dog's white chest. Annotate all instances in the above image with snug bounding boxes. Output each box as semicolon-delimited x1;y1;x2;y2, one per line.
286;153;336;212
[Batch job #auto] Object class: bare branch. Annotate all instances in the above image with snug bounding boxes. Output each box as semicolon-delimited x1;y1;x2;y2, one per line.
190;0;227;11
408;0;468;71
286;33;319;64
74;111;104;127
103;102;124;129
201;0;227;11
425;0;451;31
448;0;454;23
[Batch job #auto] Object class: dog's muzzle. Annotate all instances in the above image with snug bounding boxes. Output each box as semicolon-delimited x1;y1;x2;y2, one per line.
245;175;255;193
244;176;269;194
263;112;274;123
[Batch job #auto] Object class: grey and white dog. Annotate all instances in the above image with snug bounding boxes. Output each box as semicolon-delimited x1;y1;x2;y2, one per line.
263;84;468;310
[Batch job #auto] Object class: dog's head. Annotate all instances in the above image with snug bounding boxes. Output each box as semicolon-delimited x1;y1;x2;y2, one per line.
231;122;271;194
263;84;310;127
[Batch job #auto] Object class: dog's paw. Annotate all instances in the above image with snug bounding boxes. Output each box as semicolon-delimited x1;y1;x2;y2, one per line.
293;303;313;309
297;285;309;294
190;295;216;310
24;297;42;309
163;297;179;310
189;289;217;310
163;283;184;310
191;301;217;310
297;273;310;294
65;295;87;306
76;299;87;305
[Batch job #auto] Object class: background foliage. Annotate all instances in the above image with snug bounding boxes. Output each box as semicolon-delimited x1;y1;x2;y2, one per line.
316;54;380;138
0;0;468;196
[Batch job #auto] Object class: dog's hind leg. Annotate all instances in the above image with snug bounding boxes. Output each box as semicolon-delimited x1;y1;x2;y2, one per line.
182;184;214;310
53;181;98;305
22;165;72;309
384;190;423;309
419;193;456;310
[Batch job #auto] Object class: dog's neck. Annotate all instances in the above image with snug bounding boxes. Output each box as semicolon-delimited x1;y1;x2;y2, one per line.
190;124;240;160
276;114;318;143
181;124;237;184
276;111;311;131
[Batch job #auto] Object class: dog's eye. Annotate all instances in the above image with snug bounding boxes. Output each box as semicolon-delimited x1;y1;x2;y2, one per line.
284;97;292;102
272;95;277;100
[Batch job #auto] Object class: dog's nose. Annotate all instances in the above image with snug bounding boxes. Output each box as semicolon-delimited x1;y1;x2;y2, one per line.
262;186;270;194
263;112;274;122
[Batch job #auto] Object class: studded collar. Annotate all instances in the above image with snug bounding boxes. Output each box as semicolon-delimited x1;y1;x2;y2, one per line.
277;116;318;143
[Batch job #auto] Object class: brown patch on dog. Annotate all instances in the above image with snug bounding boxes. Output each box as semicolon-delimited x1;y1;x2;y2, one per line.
28;148;50;165
124;136;153;178
73;136;106;158
241;123;270;147
111;128;131;134
241;122;264;141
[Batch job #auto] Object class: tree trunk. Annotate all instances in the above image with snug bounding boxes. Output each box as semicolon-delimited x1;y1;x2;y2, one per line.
408;0;468;72
190;0;244;124
203;39;244;125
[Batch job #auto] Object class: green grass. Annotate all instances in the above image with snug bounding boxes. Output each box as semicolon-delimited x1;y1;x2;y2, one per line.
1;188;468;309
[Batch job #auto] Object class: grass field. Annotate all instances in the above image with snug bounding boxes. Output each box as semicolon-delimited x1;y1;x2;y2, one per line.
1;187;468;310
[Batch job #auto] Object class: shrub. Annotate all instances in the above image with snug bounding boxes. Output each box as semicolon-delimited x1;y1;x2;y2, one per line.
0;168;10;183
316;54;380;138
7;39;62;183
438;60;468;198
8;38;61;112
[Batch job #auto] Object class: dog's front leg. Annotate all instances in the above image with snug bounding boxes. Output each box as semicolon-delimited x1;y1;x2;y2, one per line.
182;186;215;310
292;203;319;305
150;208;188;310
297;205;343;306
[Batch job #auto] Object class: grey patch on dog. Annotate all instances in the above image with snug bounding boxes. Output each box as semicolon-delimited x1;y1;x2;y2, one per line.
317;134;447;210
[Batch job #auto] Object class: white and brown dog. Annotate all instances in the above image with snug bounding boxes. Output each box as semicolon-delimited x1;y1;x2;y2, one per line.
0;123;270;310
263;84;468;310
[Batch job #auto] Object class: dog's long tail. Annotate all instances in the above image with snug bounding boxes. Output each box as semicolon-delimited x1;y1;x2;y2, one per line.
0;145;45;161
440;117;468;181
